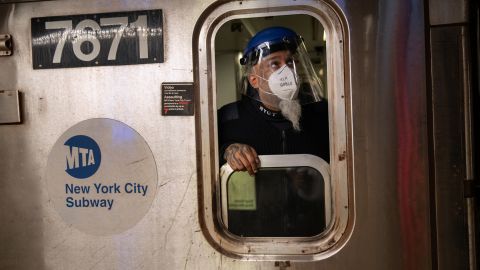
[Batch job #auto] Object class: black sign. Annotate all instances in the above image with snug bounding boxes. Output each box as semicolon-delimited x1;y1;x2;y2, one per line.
32;10;163;69
161;83;194;116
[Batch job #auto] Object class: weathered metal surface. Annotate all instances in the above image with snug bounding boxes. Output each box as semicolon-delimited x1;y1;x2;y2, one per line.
430;26;470;270
0;34;13;56
0;1;203;269
429;0;468;25
0;0;441;269
0;89;21;123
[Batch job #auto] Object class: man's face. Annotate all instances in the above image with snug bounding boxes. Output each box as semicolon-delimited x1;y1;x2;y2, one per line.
247;49;302;130
255;50;295;79
249;50;296;110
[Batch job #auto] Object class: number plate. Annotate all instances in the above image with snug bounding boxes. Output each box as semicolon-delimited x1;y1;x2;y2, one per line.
31;10;163;69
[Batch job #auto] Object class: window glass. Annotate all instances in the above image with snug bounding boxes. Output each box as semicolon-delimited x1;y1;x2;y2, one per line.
220;154;331;238
225;166;326;237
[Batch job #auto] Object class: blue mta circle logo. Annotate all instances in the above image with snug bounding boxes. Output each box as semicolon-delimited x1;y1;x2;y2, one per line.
64;135;101;179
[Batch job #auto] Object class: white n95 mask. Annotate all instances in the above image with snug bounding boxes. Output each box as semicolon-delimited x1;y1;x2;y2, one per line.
267;65;299;100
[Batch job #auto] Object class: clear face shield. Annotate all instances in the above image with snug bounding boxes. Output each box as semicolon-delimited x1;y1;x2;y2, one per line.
239;35;324;111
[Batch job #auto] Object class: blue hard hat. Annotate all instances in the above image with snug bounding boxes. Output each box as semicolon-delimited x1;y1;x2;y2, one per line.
240;26;301;66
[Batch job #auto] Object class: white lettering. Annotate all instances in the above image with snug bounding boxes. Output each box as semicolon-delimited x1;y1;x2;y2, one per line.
79;147;89;166
88;149;95;165
45;20;73;63
65;146;79;169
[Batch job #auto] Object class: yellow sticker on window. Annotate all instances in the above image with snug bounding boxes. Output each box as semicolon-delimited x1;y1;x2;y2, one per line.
227;171;257;210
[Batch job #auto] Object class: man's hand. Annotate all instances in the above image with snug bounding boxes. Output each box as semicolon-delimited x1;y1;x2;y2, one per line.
224;143;260;175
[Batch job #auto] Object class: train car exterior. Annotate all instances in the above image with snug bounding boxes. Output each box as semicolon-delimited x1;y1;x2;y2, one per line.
0;0;477;269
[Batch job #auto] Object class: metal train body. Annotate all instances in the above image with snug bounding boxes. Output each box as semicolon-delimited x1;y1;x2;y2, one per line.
0;0;478;269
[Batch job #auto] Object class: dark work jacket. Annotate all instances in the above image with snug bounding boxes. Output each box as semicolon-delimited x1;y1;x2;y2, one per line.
218;97;330;164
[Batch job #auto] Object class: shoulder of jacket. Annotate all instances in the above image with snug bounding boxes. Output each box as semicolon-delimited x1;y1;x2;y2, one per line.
303;99;328;114
218;101;241;123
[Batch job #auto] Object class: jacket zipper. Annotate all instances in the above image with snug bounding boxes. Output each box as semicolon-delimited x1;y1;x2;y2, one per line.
282;130;287;154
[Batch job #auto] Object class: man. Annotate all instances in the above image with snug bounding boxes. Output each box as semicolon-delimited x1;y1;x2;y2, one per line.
218;26;330;174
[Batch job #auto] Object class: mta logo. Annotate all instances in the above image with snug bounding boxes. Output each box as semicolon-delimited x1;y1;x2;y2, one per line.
64;135;101;179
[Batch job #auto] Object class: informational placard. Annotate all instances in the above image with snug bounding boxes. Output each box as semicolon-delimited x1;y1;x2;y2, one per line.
45;119;157;235
31;10;163;69
161;82;194;116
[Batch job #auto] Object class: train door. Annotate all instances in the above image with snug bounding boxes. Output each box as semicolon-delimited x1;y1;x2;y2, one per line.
427;0;479;269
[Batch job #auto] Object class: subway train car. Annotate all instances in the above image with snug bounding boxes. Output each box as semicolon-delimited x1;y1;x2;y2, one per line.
0;0;479;269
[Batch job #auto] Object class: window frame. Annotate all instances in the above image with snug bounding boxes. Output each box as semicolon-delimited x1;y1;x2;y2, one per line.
193;0;353;260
